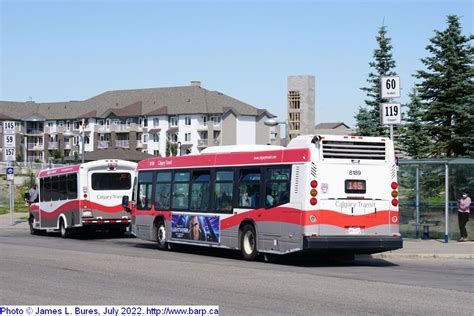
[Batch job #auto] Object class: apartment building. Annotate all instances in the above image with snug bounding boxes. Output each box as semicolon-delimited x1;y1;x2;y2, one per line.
287;75;315;140
0;81;277;162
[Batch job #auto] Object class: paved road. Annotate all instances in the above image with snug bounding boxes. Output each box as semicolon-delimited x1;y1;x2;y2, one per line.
1;231;473;315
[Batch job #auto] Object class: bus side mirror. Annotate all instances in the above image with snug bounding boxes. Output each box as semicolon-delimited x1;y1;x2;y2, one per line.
122;196;131;212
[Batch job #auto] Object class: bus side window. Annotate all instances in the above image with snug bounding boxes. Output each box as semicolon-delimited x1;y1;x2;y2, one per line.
237;169;261;209
59;175;67;200
137;171;153;210
40;178;45;202
172;171;190;209
214;170;233;212
51;176;59;201
67;173;78;200
265;166;291;208
155;172;171;210
43;177;51;202
190;170;210;211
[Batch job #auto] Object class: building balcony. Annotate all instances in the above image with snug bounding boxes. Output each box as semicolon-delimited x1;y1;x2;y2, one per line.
116;140;129;148
48;142;59;150
136;140;143;148
26;129;44;135
98;141;109;149
27;143;44;150
197;124;209;131
64;143;72;150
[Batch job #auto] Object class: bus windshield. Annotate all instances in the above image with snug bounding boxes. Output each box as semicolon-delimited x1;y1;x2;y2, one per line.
92;173;131;190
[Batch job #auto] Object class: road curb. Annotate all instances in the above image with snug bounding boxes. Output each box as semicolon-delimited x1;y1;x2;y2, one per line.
368;253;474;260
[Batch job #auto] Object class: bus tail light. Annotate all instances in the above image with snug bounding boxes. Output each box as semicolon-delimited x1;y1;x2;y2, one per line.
310;189;318;197
391;182;398;189
310;180;318;188
310;198;317;206
391;199;399;206
391;191;399;198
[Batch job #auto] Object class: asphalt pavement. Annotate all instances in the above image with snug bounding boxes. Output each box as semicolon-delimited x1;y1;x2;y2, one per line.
1;212;472;259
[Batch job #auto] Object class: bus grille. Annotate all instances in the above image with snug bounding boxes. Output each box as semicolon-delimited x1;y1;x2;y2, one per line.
322;141;386;160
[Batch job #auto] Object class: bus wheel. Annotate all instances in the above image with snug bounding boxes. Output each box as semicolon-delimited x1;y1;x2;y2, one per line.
29;216;38;235
156;221;168;250
59;218;70;238
241;224;257;261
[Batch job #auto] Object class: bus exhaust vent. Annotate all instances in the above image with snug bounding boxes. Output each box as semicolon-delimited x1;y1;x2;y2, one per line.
311;162;317;178
322;141;386;160
293;166;300;194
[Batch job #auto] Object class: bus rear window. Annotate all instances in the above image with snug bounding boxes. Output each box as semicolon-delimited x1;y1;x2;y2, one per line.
91;173;131;190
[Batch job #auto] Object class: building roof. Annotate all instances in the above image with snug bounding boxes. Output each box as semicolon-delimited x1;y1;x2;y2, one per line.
0;83;272;120
314;122;351;130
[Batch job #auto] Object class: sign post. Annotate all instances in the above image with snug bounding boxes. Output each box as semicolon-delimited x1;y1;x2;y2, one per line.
380;76;401;140
3;121;16;224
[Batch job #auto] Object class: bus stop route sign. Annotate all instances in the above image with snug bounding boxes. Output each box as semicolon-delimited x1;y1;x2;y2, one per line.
6;167;14;181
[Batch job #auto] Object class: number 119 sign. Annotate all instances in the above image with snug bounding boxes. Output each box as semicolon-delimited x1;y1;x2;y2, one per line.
380;103;401;125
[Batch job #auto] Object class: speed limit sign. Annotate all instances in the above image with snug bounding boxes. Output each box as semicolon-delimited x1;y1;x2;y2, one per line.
381;76;400;98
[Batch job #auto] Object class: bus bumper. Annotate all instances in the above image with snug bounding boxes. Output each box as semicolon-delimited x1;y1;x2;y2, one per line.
302;236;403;254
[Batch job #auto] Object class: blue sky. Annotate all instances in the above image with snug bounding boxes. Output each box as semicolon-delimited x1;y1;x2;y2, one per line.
1;0;472;127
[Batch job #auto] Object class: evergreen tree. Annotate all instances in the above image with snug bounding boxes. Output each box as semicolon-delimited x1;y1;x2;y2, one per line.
355;25;397;136
399;88;432;158
414;15;474;158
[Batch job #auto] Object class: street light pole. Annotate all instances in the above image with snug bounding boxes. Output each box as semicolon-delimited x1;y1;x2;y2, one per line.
264;118;288;146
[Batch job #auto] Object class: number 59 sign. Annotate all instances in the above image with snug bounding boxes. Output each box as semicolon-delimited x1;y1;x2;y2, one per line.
380;103;401;125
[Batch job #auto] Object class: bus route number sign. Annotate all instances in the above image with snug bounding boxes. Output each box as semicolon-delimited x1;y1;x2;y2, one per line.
380;103;401;125
380;76;400;98
4;148;16;161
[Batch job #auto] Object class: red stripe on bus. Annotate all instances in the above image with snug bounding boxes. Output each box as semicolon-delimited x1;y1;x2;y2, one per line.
39;200;125;219
38;165;80;177
137;148;311;170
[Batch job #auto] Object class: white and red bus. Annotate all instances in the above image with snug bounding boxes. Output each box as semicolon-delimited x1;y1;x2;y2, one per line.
30;159;137;237
124;135;402;260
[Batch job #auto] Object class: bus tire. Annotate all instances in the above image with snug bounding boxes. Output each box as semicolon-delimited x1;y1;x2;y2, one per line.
156;221;168;250
241;224;258;261
29;215;38;235
59;218;70;238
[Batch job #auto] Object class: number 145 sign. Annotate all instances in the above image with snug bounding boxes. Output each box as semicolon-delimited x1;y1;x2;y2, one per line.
380;103;401;125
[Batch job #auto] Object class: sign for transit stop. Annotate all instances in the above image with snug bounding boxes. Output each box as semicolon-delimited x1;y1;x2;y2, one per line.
380;76;400;98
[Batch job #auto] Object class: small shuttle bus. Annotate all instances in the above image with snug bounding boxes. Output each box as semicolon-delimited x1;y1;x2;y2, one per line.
123;135;402;260
30;159;136;237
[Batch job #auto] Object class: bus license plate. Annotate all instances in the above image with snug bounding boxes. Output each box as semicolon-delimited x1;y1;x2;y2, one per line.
348;227;361;235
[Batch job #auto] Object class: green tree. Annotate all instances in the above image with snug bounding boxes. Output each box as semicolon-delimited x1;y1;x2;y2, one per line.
165;140;178;157
414;15;474;158
355;25;397;136
399;88;432;158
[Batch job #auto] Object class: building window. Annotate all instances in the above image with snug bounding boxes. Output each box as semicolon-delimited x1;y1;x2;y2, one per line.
58;121;64;127
98;120;104;126
169;133;178;142
288;91;301;109
143;118;148;127
153;118;159;127
153;150;160;157
185;117;191;126
143;134;148;143
126;119;132;127
169;116;178;127
210;115;221;125
185;133;191;142
153;134;160;142
202;115;208;126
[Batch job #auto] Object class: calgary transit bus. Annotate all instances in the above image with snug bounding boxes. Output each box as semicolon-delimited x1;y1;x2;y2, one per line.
124;135;402;260
30;159;136;237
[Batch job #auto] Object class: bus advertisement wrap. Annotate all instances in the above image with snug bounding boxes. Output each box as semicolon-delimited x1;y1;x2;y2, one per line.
171;214;220;243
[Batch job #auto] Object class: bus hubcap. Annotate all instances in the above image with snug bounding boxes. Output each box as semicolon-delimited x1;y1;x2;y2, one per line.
244;231;254;254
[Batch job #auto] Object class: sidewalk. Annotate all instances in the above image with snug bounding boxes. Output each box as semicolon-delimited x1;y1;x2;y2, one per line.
1;212;472;259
